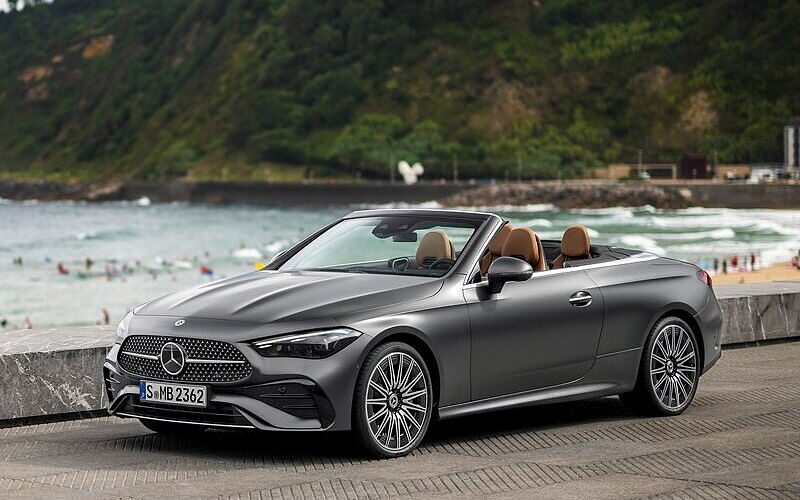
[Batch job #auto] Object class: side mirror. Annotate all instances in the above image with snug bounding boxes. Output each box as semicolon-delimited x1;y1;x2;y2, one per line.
487;256;533;294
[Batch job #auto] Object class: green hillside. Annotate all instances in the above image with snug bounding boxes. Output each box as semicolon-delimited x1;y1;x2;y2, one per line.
0;0;797;181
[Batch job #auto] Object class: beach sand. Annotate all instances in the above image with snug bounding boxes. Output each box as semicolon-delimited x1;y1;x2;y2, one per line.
712;261;800;285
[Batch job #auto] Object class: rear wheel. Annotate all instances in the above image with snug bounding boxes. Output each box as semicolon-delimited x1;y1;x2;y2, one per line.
620;317;700;416
353;342;433;458
139;419;207;435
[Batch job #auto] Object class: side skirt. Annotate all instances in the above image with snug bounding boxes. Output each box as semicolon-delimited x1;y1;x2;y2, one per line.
438;382;620;420
439;348;641;420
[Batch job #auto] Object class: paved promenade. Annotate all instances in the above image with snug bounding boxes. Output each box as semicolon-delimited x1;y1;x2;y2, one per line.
1;342;798;499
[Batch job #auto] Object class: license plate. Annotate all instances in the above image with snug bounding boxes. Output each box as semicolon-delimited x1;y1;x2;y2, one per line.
139;381;207;407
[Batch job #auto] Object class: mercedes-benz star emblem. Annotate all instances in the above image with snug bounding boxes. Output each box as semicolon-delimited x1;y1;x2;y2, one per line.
174;319;186;327
160;342;186;376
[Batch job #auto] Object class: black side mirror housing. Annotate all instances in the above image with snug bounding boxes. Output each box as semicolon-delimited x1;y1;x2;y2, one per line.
487;256;533;294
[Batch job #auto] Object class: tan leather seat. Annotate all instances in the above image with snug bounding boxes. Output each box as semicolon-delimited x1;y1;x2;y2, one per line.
500;227;547;272
552;225;592;269
480;224;513;275
416;230;455;268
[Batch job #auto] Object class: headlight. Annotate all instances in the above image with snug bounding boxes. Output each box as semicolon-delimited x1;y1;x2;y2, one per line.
252;328;361;359
115;311;133;344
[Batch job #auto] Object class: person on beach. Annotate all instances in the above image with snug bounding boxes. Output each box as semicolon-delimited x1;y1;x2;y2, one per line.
713;258;720;274
722;260;728;274
85;257;94;271
731;255;739;271
749;253;756;271
23;317;32;329
102;309;110;325
105;264;119;280
792;255;799;270
57;262;69;275
200;265;214;279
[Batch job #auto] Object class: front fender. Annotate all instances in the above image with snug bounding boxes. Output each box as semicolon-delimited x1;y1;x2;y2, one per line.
346;283;471;407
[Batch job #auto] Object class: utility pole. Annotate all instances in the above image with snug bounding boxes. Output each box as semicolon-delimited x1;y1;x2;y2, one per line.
713;149;718;178
388;150;395;184
637;149;643;178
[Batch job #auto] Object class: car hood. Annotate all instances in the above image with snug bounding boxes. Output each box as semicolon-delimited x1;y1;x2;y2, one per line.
134;270;443;324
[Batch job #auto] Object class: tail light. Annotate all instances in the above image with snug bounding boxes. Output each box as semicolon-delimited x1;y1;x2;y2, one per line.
697;269;712;287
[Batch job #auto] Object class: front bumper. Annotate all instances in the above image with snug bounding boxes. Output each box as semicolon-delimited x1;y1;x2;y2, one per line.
105;334;369;432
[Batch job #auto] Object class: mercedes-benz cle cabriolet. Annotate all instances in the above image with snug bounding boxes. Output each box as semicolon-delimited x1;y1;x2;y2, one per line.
106;209;722;458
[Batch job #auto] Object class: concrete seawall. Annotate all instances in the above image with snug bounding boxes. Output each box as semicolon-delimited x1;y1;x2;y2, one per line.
1;179;799;208
0;180;472;206
1;283;799;424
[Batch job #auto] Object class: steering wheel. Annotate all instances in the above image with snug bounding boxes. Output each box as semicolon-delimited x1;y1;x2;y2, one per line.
429;258;455;270
390;257;410;272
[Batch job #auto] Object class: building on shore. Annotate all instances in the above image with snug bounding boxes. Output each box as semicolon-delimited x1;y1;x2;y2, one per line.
713;164;751;181
679;154;713;180
601;163;678;180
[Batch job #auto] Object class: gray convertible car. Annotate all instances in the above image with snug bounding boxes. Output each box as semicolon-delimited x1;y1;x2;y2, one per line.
105;209;722;457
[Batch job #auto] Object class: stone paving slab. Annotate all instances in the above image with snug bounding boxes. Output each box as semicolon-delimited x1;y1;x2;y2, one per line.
1;341;799;499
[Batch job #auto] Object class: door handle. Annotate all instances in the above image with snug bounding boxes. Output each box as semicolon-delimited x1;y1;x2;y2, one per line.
569;290;593;307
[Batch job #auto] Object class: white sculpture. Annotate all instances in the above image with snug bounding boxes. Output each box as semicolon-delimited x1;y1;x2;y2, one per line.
398;161;424;184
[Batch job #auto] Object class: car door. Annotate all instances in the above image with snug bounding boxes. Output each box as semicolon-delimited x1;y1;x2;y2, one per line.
464;269;604;401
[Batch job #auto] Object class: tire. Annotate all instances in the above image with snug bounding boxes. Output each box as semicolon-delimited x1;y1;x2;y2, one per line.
620;316;700;416
353;342;433;458
139;419;207;435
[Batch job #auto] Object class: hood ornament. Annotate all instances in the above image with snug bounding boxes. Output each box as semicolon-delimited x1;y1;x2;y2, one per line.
174;319;186;327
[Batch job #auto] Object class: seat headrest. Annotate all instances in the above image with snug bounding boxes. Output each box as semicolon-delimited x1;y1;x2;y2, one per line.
561;225;592;258
489;224;513;254
501;228;540;266
416;230;455;266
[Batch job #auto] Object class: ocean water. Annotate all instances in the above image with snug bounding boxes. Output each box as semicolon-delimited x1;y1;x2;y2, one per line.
1;199;799;331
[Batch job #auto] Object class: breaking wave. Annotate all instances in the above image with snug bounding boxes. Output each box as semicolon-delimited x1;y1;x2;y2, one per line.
616;235;665;254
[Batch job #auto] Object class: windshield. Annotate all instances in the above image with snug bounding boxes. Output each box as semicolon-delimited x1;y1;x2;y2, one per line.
278;215;482;277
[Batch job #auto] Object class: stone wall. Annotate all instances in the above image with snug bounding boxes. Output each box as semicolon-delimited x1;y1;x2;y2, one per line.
714;282;800;344
440;182;800;210
1;285;798;424
0;327;113;423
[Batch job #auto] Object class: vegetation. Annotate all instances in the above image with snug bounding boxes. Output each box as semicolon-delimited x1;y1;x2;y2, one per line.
0;0;797;181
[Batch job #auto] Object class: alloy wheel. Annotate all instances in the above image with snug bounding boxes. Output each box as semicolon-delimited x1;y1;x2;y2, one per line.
364;351;429;453
649;324;697;410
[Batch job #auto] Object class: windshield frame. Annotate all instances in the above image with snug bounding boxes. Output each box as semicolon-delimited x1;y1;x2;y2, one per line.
265;210;499;280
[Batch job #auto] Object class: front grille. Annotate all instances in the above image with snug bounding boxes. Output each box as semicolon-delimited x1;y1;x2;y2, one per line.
121;395;252;427
119;335;252;383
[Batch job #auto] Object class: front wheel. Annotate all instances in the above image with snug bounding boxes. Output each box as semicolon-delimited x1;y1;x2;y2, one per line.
620;317;700;416
353;342;433;458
